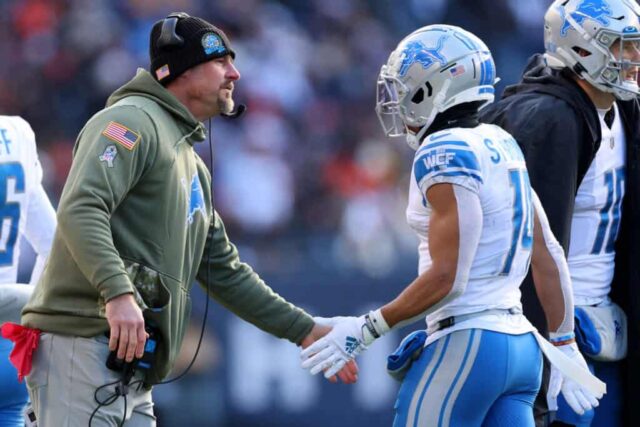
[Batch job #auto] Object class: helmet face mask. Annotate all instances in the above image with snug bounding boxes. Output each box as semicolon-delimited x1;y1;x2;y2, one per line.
603;34;640;98
375;25;498;150
545;0;640;100
376;68;407;139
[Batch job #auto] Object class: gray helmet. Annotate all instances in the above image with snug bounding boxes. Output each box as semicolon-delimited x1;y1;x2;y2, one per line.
376;25;498;150
544;0;640;100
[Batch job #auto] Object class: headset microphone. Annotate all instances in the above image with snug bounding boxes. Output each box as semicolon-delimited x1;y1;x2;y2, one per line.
220;103;246;119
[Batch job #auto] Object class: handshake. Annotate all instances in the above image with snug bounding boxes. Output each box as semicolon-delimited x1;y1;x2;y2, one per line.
299;311;389;383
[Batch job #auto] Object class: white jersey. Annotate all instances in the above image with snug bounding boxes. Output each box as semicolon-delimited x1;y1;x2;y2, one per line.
406;124;536;338
0;116;56;285
567;104;626;306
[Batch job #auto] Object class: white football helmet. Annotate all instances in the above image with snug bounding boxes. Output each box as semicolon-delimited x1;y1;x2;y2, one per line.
544;0;640;100
376;25;498;150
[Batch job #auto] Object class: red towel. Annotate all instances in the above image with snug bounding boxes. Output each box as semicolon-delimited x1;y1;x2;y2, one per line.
0;322;41;382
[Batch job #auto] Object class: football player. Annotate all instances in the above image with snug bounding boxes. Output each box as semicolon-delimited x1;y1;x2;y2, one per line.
301;25;603;426
0;116;56;427
481;0;640;425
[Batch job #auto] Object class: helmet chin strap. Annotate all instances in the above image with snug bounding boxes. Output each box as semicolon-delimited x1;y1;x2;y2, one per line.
405;117;435;150
405;131;423;151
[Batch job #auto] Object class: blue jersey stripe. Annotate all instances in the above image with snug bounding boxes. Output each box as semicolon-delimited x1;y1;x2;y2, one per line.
429;132;453;141
414;148;481;183
430;170;484;184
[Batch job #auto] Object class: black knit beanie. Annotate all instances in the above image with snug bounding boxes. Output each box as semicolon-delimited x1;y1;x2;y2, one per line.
149;12;236;86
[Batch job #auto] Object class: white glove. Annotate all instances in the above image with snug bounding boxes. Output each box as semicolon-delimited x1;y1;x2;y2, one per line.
301;310;389;379
547;342;600;415
312;316;354;327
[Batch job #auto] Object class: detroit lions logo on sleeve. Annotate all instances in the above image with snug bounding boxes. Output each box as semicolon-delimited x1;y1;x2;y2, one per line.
413;133;483;198
181;172;207;225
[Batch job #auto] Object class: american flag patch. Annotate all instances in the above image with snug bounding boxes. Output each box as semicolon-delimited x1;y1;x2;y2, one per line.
450;65;466;77
155;64;170;81
102;121;140;150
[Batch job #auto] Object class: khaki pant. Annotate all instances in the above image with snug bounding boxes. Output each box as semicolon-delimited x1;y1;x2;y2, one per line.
26;333;156;427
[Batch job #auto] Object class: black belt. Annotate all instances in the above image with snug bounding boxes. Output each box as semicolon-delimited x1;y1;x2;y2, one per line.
427;307;522;334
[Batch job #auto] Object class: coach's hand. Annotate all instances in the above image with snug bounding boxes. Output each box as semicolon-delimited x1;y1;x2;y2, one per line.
105;293;147;362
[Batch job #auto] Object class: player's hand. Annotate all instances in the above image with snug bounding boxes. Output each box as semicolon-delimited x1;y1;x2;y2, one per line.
547;342;600;415
300;323;359;384
301;316;373;379
105;293;147;362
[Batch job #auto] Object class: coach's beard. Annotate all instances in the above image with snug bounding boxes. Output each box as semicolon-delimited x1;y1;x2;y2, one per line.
218;95;235;115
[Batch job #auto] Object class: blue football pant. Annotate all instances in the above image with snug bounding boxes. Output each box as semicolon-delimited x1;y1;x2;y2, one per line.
554;359;622;427
393;329;543;427
0;337;29;427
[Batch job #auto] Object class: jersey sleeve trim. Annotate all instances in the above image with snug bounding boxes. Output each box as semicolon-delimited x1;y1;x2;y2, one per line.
413;140;483;195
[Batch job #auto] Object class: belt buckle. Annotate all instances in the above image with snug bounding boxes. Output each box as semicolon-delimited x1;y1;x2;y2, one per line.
438;316;455;330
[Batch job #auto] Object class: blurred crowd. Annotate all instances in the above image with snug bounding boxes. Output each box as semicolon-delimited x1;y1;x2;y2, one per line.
0;0;554;279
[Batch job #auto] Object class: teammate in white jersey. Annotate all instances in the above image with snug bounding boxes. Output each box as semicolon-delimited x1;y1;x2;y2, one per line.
569;103;625;306
301;26;604;426
0;116;56;427
481;1;640;425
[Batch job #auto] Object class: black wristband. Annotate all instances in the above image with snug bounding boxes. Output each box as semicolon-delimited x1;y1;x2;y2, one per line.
364;314;380;339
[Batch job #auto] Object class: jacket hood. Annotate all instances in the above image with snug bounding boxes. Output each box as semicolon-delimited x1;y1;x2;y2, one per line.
106;68;206;142
503;54;583;102
502;54;599;143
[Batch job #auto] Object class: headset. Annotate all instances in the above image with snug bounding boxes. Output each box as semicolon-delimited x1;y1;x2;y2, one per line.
157;12;187;49
88;12;246;426
158;12;246;119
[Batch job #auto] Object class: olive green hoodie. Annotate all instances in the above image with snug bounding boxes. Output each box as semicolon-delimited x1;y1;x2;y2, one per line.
22;69;313;384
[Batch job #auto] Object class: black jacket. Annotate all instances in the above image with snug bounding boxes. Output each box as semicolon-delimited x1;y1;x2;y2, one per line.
480;53;640;425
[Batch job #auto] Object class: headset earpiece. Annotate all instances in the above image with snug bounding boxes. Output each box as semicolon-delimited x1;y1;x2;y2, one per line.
157;12;189;50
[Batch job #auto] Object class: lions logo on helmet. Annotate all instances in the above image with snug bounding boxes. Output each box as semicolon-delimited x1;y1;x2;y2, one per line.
376;25;497;150
560;0;613;36
398;37;448;77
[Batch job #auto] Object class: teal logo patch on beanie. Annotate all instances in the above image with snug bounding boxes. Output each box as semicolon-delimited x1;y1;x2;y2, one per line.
202;33;225;56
